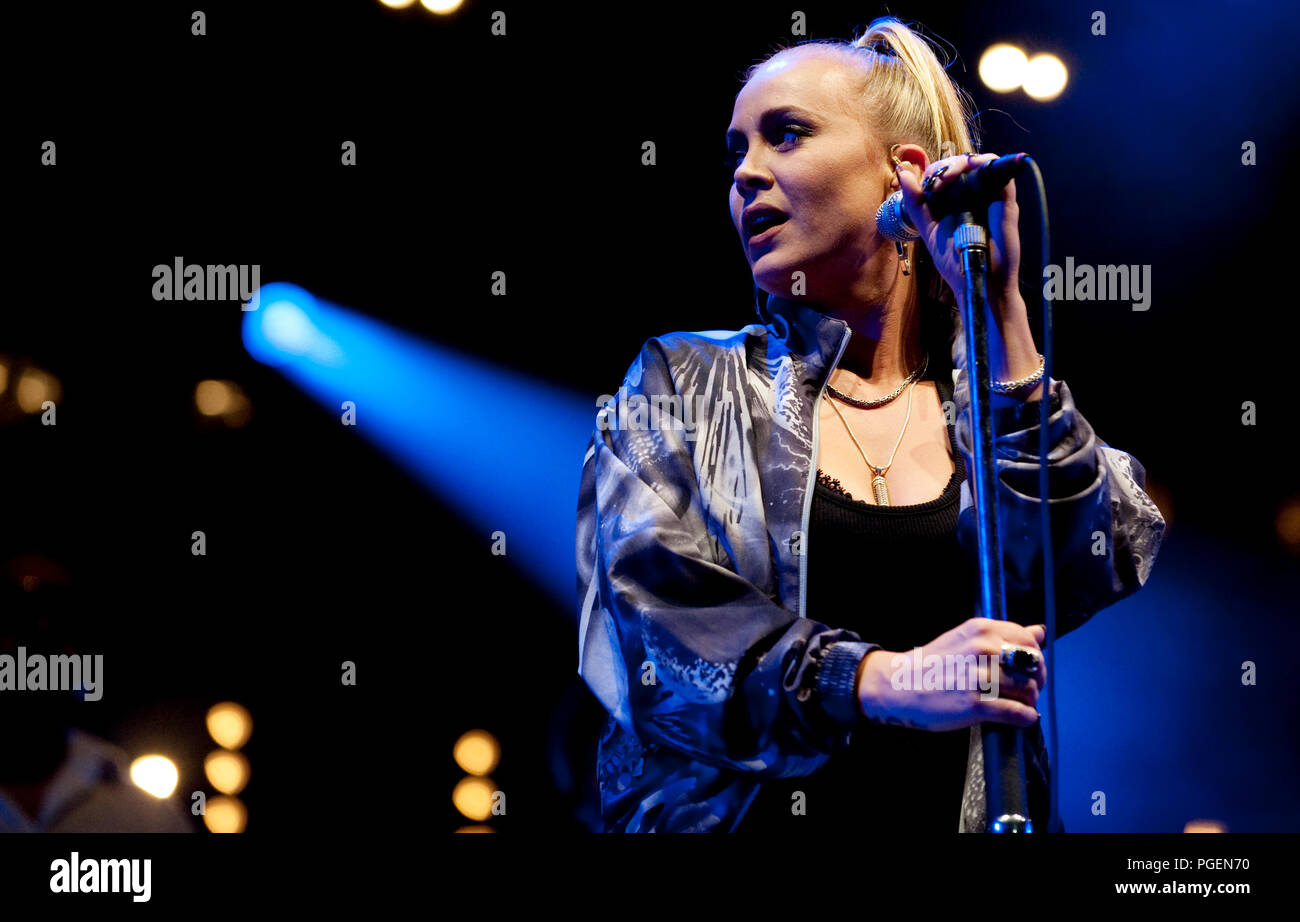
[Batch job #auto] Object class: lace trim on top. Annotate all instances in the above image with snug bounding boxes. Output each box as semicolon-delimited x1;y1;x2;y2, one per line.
815;465;961;508
816;469;854;498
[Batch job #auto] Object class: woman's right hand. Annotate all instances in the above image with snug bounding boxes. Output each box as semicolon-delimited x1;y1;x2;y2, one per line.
855;618;1047;732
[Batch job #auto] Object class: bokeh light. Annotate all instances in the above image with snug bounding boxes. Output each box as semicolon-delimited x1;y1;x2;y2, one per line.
194;379;252;426
203;796;248;833
979;44;1028;92
207;701;253;750
129;755;179;798
1023;54;1068;100
453;729;500;776
15;368;61;414
1275;495;1300;553
452;776;497;822
204;750;251;795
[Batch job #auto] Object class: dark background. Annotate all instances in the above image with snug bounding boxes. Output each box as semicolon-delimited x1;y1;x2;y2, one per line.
5;0;1298;837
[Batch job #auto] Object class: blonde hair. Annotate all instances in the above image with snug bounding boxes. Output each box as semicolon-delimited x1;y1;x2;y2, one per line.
744;16;980;164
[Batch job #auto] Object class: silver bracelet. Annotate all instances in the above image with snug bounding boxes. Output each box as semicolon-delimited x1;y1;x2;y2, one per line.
991;354;1046;394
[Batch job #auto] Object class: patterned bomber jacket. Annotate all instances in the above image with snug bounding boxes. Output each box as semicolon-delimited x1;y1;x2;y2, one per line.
575;292;1166;832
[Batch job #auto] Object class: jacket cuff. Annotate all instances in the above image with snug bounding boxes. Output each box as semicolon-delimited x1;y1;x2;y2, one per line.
816;641;879;730
990;378;1063;433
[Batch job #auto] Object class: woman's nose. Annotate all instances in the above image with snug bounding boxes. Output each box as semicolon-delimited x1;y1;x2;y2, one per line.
733;159;771;190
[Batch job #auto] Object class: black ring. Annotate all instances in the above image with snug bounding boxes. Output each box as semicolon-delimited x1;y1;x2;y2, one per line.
922;165;948;192
925;165;949;181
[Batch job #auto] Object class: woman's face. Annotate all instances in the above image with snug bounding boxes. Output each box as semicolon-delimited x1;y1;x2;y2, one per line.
726;52;895;303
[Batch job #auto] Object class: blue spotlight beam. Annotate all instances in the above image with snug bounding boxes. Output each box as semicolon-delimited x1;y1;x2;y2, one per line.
243;282;594;611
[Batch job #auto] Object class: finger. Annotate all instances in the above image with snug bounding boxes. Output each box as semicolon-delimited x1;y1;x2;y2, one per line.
996;620;1044;652
994;683;1038;710
987;629;1046;690
896;163;932;231
982;662;1040;700
996;667;1040;689
987;179;1019;222
926;152;997;187
998;667;1040;697
976;696;1039;728
977;660;1038;707
1028;626;1047;680
971;616;1043;649
897;160;926;200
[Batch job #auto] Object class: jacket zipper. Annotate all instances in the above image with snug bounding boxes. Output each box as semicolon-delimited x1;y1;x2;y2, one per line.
798;320;852;620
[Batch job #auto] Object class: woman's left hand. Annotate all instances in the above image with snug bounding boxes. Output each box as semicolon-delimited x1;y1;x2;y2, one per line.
895;152;1022;313
896;152;1043;395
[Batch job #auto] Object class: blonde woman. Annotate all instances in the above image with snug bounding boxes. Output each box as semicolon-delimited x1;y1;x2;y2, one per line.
575;17;1165;833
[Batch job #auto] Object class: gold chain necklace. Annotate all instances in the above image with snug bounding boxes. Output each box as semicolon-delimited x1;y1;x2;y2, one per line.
825;353;929;409
825;375;923;506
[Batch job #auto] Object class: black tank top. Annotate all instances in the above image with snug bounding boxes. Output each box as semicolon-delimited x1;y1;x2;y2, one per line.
738;371;979;833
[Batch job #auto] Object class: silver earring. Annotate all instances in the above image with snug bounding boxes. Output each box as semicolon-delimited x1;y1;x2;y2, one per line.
895;240;910;275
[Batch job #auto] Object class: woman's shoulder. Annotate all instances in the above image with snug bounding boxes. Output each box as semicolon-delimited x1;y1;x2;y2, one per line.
620;322;773;387
644;320;770;356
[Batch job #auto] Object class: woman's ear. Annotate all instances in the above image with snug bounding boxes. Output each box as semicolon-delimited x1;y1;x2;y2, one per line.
889;143;929;187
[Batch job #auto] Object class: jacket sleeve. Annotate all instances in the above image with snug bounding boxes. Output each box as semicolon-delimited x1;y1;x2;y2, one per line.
952;362;1167;635
576;338;877;779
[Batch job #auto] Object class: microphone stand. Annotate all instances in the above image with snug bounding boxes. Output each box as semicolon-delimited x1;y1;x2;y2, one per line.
929;170;1033;833
957;216;1032;833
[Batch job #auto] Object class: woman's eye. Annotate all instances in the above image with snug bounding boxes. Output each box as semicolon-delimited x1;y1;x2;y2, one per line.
776;125;809;147
725;125;810;170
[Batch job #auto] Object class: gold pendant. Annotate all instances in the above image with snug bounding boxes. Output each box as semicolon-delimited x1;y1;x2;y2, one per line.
872;472;891;506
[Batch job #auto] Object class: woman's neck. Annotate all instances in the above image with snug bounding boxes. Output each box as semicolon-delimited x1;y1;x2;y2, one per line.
820;278;926;396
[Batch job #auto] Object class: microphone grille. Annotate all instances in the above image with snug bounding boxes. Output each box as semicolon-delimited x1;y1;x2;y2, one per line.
875;190;919;242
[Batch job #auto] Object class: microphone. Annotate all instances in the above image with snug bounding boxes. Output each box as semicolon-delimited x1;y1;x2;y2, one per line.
875;152;1029;239
875;189;918;242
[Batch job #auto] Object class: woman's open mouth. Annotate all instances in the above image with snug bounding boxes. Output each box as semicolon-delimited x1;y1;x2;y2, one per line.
746;212;788;246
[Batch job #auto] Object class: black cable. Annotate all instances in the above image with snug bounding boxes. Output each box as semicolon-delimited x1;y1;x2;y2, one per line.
1019;156;1058;834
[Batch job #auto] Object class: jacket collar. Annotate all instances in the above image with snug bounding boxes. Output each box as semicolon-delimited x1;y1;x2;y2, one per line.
753;288;850;382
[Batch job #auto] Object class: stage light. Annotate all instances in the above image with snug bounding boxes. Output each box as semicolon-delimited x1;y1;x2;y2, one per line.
1276;495;1300;552
979;44;1028;92
420;0;464;12
1184;819;1227;833
207;701;253;750
378;0;418;8
195;379;234;416
129;755;179;798
242;282;595;611
452;776;496;821
203;796;248;833
454;825;496;833
1144;475;1174;535
249;287;345;367
454;730;500;776
204;750;251;796
15;368;61;414
194;379;252;426
1023;54;1068;101
0;359;9;395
